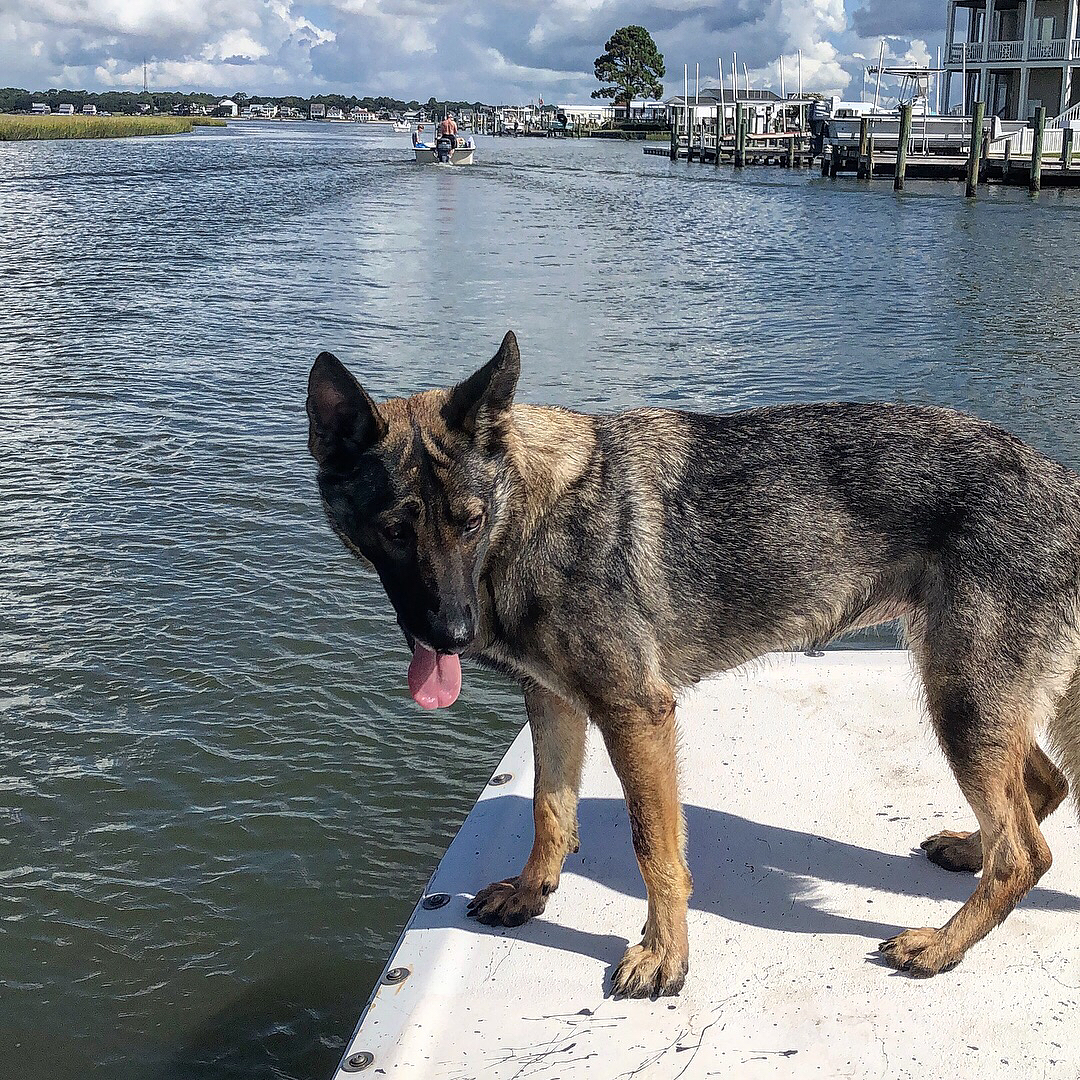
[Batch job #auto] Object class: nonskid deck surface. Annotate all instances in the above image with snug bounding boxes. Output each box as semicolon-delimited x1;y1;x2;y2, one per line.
334;651;1080;1079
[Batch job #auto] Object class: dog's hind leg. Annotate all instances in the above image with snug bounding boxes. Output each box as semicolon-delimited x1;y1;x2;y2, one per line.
597;687;692;998
881;630;1054;976
920;742;1068;873
468;686;587;927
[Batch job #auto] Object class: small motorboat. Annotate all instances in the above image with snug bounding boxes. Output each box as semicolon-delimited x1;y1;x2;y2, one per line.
392;120;410;132
412;134;475;165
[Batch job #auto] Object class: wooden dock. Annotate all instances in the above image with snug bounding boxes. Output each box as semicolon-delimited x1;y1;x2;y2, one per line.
824;107;1080;189
648;106;1080;193
647;131;816;168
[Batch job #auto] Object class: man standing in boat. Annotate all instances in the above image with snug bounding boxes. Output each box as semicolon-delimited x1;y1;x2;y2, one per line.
438;113;458;149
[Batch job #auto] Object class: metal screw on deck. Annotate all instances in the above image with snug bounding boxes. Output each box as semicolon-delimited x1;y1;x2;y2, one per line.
422;892;451;910
383;966;410;984
489;772;512;786
341;1051;374;1072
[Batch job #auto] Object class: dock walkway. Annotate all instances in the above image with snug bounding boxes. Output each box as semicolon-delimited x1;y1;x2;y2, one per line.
334;651;1080;1079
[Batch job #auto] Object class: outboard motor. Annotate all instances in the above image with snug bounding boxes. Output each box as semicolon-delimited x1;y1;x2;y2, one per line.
435;135;454;163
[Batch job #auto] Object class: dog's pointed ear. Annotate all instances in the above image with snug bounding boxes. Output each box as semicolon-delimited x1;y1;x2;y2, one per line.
443;331;520;443
307;351;388;468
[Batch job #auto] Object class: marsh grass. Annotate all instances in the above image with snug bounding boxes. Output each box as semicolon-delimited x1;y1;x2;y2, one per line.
191;117;227;127
0;115;195;140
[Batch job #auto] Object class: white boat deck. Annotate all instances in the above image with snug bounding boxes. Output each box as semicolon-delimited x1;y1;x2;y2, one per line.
334;651;1080;1079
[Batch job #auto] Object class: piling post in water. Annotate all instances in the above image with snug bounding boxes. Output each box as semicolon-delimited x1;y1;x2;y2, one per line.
715;103;722;165
734;104;745;167
1003;137;1012;183
1030;106;1046;193
1063;127;1075;169
669;120;677;161
857;116;870;178
894;103;913;191
786;134;795;168
867;122;876;177
965;100;985;198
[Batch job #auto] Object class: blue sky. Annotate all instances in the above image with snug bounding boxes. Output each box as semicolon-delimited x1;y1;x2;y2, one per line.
0;0;945;101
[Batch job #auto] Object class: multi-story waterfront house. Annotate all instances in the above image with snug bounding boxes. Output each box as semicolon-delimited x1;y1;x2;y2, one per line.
944;0;1080;118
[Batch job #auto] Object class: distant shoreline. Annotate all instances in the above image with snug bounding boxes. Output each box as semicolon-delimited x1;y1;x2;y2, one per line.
0;116;226;141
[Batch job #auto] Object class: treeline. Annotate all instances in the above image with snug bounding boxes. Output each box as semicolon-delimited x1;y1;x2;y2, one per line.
0;87;493;115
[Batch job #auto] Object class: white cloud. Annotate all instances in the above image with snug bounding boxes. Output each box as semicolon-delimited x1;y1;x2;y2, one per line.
0;0;946;100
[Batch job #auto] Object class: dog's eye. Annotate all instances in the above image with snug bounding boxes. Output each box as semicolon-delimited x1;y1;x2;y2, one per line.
463;512;485;536
382;521;408;545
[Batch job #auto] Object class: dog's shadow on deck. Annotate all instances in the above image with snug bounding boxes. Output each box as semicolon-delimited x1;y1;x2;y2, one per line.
427;795;1080;970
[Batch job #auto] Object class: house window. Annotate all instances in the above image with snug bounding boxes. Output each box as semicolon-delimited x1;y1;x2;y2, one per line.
1033;14;1058;40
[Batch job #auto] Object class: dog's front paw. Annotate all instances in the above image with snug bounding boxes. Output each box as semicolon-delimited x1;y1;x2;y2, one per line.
920;830;983;873
878;927;959;977
610;941;688;998
466;876;550;927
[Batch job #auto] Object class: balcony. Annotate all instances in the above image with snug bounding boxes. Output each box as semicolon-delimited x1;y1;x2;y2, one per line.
1028;39;1066;60
987;40;1024;60
1073;39;1080;60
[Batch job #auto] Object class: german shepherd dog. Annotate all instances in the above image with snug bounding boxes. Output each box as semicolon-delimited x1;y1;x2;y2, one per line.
307;331;1080;998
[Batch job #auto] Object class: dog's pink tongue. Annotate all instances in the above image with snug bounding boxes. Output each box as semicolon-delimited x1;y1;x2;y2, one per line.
408;644;462;709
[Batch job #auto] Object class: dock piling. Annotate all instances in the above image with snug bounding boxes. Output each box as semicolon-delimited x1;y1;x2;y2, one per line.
965;101;985;199
857;117;870;179
1061;126;1074;170
1030;106;1046;193
894;103;913;191
734;104;745;168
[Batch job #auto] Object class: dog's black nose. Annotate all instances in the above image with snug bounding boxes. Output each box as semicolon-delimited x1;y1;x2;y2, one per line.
426;604;475;653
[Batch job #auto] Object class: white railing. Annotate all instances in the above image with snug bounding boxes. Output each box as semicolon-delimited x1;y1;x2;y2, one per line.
1073;39;1080;59
989;126;1066;157
948;42;984;62
1051;100;1080;127
1028;39;1066;60
987;40;1024;60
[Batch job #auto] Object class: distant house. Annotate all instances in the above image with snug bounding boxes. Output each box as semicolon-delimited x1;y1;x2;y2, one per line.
280;106;304;120
82;104;98;115
217;98;239;117
556;103;614;126
666;88;782;134
326;106;344;120
56;103;75;116
310;103;327;120
30;102;51;115
248;102;277;119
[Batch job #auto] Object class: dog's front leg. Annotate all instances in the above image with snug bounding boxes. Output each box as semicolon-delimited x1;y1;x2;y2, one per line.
598;691;691;998
467;686;587;926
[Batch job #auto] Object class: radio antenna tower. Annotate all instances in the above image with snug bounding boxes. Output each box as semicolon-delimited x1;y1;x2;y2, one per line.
143;58;149;94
